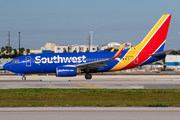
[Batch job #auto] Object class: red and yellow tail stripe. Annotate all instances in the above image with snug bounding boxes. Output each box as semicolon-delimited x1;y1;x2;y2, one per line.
110;14;171;71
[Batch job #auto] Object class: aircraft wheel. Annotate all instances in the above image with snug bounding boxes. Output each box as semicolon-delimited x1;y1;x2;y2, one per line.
22;76;26;80
85;73;92;79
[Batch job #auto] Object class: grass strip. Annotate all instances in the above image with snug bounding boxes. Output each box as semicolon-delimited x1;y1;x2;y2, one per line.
0;88;180;107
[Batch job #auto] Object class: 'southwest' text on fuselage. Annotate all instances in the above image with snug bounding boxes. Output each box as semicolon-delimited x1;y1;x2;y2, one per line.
35;55;86;64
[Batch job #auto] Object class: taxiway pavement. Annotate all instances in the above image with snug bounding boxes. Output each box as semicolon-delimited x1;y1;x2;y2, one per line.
1;75;180;89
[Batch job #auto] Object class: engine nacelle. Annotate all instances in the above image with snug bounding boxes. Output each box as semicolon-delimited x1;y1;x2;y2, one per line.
56;67;77;77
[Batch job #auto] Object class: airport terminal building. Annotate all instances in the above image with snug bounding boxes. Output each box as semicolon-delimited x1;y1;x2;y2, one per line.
30;42;132;54
165;55;180;69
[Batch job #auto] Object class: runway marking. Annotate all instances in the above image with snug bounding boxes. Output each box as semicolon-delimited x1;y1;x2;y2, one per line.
31;74;38;76
40;80;70;82
75;84;102;88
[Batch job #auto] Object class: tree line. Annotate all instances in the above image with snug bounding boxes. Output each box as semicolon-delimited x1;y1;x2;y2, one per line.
0;46;30;58
0;45;178;59
169;50;180;55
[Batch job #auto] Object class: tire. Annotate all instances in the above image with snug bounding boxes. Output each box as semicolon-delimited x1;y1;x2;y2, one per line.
85;73;92;79
22;76;26;80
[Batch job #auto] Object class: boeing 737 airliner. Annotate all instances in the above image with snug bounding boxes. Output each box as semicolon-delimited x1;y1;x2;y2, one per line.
3;14;173;80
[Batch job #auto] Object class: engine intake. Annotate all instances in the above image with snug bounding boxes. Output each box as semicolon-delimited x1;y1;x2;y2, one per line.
56;67;77;77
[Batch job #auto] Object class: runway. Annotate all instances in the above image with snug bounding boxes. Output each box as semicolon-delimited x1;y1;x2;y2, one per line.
0;107;180;120
1;75;180;89
1;75;180;120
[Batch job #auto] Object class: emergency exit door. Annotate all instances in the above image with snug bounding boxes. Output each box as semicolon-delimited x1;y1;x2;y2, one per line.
26;56;31;67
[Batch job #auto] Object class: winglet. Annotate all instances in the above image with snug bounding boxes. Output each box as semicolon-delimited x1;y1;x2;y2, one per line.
111;48;115;52
113;44;125;59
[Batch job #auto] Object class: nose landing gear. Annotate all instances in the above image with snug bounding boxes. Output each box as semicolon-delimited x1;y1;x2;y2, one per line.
22;76;26;80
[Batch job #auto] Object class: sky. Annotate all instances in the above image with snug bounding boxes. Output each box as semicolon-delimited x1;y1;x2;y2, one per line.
0;0;180;50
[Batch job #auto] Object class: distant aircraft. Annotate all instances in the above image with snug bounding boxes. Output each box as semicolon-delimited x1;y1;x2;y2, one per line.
3;14;173;80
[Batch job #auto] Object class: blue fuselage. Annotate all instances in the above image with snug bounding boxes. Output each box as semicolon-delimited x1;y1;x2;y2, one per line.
3;52;119;74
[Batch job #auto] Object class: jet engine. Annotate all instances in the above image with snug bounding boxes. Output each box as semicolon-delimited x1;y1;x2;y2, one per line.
56;67;78;77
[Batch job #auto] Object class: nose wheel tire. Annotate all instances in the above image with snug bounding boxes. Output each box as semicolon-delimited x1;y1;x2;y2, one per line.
85;73;92;79
22;76;26;80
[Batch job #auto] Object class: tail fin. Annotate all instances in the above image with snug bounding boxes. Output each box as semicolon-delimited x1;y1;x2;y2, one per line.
137;14;171;53
110;14;172;71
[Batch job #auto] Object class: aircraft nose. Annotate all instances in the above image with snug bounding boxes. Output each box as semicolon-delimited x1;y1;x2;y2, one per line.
3;63;11;71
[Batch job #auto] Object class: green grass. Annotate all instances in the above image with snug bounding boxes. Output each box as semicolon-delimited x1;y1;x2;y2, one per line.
0;89;180;107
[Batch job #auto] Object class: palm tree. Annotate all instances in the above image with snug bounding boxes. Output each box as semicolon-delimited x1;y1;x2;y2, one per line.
13;49;17;55
63;50;67;53
26;49;30;55
5;46;12;54
19;47;25;55
1;47;6;53
73;50;77;53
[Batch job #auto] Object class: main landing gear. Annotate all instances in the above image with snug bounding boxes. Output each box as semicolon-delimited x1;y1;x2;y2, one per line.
85;73;92;79
22;76;26;80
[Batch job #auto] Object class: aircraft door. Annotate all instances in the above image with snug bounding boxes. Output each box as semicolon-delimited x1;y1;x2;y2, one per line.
26;56;31;67
134;56;138;64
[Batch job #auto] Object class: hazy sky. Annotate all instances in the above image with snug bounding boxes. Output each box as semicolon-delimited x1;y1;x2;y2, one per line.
0;0;180;50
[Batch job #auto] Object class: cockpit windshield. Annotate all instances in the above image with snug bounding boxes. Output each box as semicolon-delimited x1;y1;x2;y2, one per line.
11;59;19;63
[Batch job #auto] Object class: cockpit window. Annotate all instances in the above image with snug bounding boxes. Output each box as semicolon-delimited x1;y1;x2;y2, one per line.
11;59;19;63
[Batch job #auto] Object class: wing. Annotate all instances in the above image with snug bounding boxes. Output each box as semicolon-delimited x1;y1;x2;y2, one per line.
76;59;111;69
65;44;125;70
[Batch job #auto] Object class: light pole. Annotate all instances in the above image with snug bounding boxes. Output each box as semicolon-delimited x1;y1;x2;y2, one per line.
89;35;90;52
18;32;20;55
90;31;93;52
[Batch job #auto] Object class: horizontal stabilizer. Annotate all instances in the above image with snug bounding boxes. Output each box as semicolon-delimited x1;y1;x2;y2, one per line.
150;49;175;57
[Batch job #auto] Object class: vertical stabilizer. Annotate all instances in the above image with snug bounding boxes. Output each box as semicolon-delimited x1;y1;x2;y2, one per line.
110;14;171;71
137;14;171;53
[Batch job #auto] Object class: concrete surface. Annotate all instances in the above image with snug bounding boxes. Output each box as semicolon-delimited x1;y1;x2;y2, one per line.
1;75;180;89
0;107;180;120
